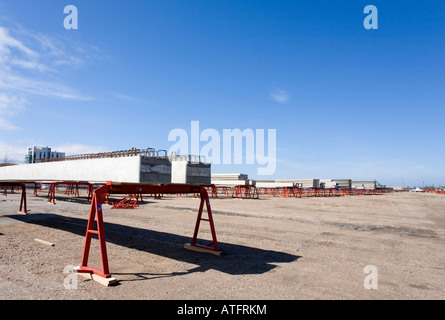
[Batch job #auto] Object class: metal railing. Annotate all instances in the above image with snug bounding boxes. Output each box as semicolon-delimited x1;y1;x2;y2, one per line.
34;147;169;163
32;148;207;164
168;152;206;163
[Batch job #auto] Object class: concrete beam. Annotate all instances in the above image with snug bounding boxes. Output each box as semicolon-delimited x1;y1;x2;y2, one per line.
0;156;170;184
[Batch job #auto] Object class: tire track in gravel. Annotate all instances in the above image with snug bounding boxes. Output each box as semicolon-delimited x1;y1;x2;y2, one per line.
162;205;437;238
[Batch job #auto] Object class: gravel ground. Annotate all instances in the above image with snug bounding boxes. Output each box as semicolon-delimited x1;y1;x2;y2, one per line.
1;190;444;300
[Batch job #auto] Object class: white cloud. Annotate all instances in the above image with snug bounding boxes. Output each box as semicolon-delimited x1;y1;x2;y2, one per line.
0;26;37;59
9;58;48;72
111;91;154;105
0;70;93;100
29;32;89;69
0;92;26;115
0;92;27;131
0;24;96;130
0;139;28;162
0;118;18;131
270;89;290;104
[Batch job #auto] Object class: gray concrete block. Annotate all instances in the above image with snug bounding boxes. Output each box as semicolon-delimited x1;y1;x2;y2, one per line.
140;157;172;184
171;160;211;185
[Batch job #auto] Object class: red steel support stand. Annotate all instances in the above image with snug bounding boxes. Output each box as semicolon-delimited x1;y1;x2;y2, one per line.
0;182;29;214
19;185;28;214
188;188;220;253
48;183;56;204
111;194;139;209
87;184;94;202
76;182;222;284
231;185;259;199
77;187;111;278
46;182;96;204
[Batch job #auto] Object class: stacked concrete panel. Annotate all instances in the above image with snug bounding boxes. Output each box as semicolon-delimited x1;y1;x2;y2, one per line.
320;179;338;189
351;181;376;190
211;176;324;188
331;179;351;189
211;173;248;180
290;179;320;188
211;173;254;186
254;180;294;188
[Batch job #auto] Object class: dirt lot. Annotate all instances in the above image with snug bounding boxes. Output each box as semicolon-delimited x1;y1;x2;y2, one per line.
0;189;444;300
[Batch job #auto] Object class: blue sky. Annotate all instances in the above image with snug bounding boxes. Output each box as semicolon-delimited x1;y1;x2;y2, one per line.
0;0;444;187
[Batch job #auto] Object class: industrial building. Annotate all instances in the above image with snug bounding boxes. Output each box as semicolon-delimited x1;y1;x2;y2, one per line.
24;146;65;164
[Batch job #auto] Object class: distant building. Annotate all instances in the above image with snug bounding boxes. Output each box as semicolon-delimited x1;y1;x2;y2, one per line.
25;146;65;164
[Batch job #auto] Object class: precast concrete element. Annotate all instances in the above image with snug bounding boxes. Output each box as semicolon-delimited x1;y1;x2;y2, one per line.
0;156;173;184
171;160;211;185
140;157;172;184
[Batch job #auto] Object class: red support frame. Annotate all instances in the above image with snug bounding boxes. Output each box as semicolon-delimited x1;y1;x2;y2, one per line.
111;194;140;209
231;185;259;199
216;186;231;197
0;182;29;214
76;181;222;280
282;186;302;198
78;187;110;278
189;189;219;252
47;182;96;204
48;183;56;204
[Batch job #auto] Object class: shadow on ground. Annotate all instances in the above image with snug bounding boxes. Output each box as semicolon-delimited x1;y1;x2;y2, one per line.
7;213;300;279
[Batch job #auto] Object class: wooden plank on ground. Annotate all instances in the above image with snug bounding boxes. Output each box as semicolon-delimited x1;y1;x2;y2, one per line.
184;243;223;256
75;270;118;287
34;239;55;246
